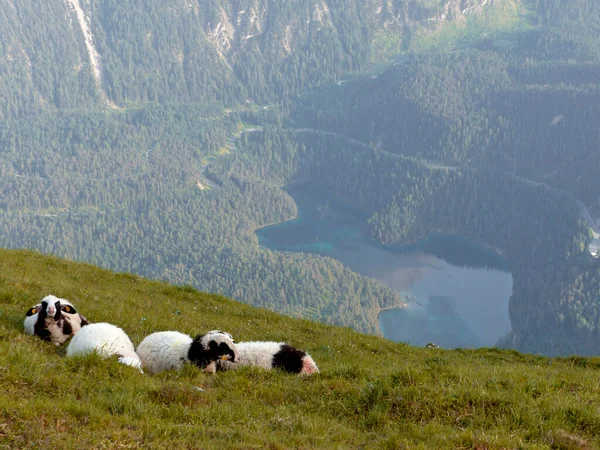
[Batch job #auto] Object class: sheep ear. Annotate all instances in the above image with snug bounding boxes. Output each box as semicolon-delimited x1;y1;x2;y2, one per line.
61;305;77;314
26;307;38;317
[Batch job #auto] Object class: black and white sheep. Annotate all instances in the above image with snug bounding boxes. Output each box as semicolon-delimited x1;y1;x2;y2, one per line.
66;322;142;371
24;295;89;346
216;341;319;375
136;330;239;374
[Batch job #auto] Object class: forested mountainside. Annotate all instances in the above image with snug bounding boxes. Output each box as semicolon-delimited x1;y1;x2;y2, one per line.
0;0;510;117
288;0;600;354
293;17;600;202
293;51;600;203
0;0;513;335
0;108;402;334
1;0;600;355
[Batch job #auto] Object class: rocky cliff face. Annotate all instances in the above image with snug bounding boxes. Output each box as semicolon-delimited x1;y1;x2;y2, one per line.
202;0;497;61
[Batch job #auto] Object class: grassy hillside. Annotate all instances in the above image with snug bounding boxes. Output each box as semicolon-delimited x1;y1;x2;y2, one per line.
1;249;600;448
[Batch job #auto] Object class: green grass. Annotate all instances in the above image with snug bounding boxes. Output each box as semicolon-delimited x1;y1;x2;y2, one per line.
369;1;537;73
1;249;600;448
408;0;537;54
371;29;404;64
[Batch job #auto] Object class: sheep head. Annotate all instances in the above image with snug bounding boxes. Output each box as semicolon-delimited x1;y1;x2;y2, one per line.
24;295;89;345
188;330;239;373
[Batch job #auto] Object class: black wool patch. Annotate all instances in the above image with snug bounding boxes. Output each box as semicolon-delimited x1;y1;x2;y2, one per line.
187;335;212;368
34;308;50;340
53;301;62;320
62;320;73;336
34;322;51;342
39;302;49;319
188;335;236;368
272;344;306;374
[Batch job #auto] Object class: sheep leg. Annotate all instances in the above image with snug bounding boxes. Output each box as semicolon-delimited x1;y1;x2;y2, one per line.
204;361;217;374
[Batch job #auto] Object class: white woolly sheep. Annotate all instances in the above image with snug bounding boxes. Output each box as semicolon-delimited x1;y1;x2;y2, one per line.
136;330;239;374
24;295;89;346
66;322;142;371
217;341;319;375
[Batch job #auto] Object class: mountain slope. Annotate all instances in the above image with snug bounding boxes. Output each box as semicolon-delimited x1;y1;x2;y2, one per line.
0;0;531;344
0;0;514;116
1;249;600;448
2;0;600;358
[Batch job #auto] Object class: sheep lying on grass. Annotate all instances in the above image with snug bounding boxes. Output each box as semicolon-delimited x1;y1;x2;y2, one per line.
24;295;89;346
136;330;239;374
66;322;142;372
217;341;319;375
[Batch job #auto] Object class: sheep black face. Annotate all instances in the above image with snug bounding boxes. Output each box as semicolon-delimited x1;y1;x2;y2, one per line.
187;330;239;373
208;340;237;362
34;298;63;341
41;298;60;318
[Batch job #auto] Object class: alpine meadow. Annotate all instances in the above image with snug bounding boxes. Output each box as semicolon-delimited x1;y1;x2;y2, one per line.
1;0;600;447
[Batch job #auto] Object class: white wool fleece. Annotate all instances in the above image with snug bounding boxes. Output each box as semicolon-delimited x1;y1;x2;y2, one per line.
232;341;283;369
66;322;140;362
136;331;193;374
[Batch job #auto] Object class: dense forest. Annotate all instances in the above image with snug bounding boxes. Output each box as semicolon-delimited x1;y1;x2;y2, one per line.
1;0;600;355
0;109;403;334
0;0;501;118
293;47;600;202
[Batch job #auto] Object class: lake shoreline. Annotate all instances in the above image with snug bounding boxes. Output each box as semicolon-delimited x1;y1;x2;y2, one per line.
255;183;508;264
376;230;509;270
256;183;513;348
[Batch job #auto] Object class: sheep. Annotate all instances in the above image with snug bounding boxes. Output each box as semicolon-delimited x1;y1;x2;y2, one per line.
66;322;142;372
216;341;319;375
24;295;89;346
136;330;239;374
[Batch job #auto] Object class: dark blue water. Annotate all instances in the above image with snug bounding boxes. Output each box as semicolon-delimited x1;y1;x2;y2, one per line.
257;184;513;348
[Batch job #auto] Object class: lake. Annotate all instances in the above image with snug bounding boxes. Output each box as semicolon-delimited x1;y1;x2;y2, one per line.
256;184;513;348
